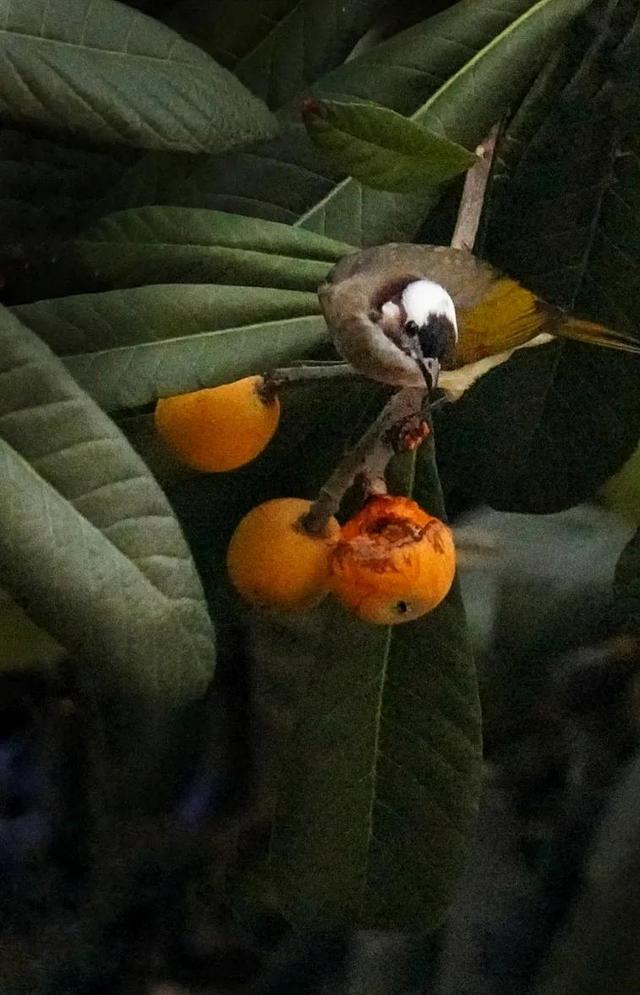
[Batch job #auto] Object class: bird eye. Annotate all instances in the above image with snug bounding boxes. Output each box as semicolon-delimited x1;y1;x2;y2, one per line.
405;320;419;336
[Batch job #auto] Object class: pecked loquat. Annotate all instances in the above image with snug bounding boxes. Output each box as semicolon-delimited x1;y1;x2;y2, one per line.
330;494;455;625
155;376;280;472
227;498;340;611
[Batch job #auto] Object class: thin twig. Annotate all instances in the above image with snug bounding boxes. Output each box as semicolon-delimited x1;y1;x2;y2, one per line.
260;361;361;400
450;124;499;252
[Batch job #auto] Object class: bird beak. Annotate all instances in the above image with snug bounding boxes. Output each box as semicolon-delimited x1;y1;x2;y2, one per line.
412;353;440;391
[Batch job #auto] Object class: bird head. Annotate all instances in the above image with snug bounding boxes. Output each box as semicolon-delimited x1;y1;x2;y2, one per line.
400;279;458;364
318;246;462;389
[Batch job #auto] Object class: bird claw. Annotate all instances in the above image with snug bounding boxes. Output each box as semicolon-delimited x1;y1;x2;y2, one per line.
385;416;431;454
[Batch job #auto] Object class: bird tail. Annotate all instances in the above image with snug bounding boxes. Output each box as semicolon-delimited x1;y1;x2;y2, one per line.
556;317;640;353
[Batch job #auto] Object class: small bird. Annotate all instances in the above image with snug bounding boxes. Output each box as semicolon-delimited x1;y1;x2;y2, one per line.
319;243;640;398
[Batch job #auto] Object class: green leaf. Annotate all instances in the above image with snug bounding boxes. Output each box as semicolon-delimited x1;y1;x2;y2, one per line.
13;283;328;410
0;128;130;261
302;99;477;192
0;0;277;153
103;0;594;245
0;303;215;732
436;340;640;513
0;589;66;673
575;136;640;337
484;27;587;242
77;207;354;291
600;439;640;526
296;0;595;240
166;0;391;108
232;434;481;930
166;0;299;70
483;1;630;307
436;3;640;514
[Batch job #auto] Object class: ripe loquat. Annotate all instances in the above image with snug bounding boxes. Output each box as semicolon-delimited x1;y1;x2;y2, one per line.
227;498;340;611
330;494;455;625
155;376;280;472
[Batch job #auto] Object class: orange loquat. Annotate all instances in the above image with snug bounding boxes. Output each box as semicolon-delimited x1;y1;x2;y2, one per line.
155;376;279;472
330;494;455;625
227;498;340;611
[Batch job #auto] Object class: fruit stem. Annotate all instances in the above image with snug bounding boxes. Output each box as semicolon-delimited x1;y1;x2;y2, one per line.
260;362;362;401
300;387;427;537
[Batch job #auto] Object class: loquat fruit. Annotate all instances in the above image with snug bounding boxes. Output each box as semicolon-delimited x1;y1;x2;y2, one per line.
155;376;280;472
227;498;340;611
330;494;455;625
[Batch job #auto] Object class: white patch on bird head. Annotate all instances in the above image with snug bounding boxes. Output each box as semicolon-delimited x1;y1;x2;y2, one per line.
401;279;458;340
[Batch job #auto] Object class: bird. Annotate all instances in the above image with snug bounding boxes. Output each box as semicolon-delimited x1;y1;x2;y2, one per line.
318;243;640;399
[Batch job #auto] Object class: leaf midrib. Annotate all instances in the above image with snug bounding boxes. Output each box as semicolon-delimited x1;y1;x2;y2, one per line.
0;428;202;645
359;624;392;914
61;313;326;359
0;25;195;68
411;0;564;127
315;120;450;161
234;0;305;74
357;445;419;912
81;236;343;265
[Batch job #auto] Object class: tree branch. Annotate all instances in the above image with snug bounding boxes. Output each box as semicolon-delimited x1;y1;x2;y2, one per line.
300;387;428;536
450;124;499;252
260;361;361;401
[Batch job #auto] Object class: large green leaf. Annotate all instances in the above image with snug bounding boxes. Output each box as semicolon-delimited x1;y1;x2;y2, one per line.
483;1;631;306
13;284;328;410
0;0;276;153
103;0;593;246
436;1;640;513
0;129;130;262
77;207;354;290
166;0;297;70
575;136;640;336
13;283;321;353
232;432;481;930
166;0;391;108
302;98;477;192
482;24;588;257
436;340;640;513
0;306;215;798
600;436;640;526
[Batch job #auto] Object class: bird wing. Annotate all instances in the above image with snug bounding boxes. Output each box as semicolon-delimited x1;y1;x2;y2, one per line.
455;277;559;366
